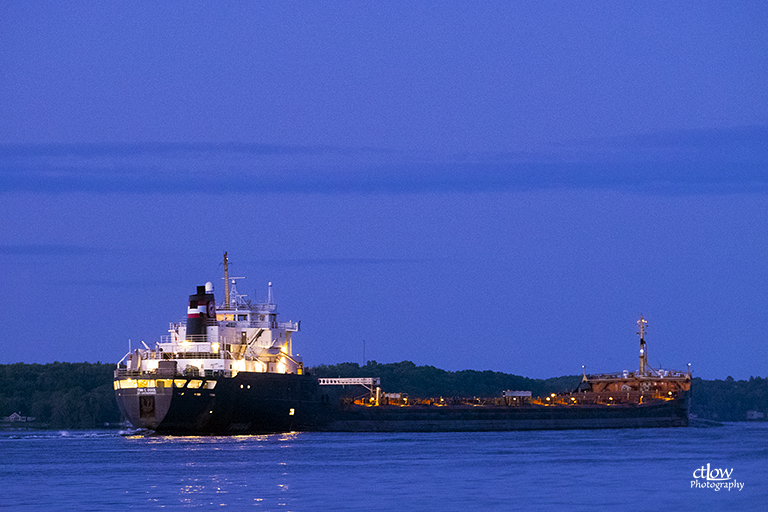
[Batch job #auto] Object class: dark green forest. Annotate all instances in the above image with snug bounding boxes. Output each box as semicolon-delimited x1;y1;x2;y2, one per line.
0;362;120;429
1;361;765;429
310;361;582;400
689;375;768;421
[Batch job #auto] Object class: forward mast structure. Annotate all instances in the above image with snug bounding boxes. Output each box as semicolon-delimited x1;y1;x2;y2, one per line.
573;315;691;401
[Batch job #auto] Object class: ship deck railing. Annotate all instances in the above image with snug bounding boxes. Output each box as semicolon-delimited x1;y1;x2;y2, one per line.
115;367;233;379
535;390;684;406
217;320;298;330
587;369;690;381
128;347;293;364
218;302;277;312
345;390;684;408
158;323;298;347
136;350;226;360
343;396;518;407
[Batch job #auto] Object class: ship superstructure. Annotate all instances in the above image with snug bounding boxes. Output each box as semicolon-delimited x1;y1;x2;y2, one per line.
119;253;301;381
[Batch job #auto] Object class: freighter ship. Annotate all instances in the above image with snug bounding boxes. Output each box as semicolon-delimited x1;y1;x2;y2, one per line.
114;253;691;434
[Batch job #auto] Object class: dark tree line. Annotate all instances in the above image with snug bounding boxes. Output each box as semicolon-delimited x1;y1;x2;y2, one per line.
309;360;582;398
1;362;765;429
0;362;121;429
689;376;768;422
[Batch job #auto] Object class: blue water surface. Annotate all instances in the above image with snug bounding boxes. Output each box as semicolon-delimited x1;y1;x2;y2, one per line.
1;424;765;511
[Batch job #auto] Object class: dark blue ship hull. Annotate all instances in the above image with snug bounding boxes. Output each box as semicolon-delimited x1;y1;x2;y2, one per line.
115;372;689;435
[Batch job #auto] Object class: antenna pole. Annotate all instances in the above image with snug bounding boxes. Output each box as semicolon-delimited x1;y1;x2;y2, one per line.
223;251;230;309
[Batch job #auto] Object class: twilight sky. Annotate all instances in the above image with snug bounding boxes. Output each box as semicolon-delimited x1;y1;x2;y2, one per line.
1;2;766;379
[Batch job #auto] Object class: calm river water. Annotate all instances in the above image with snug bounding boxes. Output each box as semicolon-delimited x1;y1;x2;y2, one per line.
1;423;765;511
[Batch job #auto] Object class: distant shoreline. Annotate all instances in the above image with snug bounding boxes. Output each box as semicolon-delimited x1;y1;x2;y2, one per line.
1;362;766;428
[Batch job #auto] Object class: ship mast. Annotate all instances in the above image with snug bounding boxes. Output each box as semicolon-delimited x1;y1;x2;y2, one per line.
223;251;230;310
637;315;648;376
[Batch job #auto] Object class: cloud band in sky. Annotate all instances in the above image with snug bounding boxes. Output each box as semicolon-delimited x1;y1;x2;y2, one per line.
2;126;766;195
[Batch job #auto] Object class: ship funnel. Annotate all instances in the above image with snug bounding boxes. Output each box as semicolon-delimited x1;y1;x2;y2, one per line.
187;285;217;339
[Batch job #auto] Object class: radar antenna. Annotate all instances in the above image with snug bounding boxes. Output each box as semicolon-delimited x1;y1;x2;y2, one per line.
228;277;246;307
